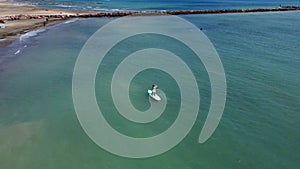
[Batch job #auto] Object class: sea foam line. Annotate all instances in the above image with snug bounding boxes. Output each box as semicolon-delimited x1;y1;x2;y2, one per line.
20;29;46;41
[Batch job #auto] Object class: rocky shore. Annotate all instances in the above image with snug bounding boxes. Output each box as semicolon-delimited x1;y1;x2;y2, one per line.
1;2;300;47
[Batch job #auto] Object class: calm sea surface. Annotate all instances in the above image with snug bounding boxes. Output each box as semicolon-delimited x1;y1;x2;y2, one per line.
14;0;300;11
0;0;300;168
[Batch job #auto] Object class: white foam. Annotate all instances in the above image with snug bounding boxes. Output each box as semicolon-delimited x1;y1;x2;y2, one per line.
64;19;79;24
13;44;28;55
56;5;75;8
20;29;46;41
93;8;121;12
14;49;20;55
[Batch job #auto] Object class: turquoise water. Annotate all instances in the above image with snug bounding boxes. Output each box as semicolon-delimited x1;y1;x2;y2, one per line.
15;0;300;11
0;11;300;168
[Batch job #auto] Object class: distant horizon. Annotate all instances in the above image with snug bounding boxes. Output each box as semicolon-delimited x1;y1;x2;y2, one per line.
7;0;300;12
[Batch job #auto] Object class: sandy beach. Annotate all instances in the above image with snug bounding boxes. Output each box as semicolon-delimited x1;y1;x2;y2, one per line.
0;2;82;47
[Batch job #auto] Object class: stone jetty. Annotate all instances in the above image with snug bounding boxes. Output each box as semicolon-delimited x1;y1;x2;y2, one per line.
1;6;300;21
1;5;299;47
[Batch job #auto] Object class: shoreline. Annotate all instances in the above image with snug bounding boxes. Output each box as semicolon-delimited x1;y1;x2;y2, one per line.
1;2;300;48
0;2;88;48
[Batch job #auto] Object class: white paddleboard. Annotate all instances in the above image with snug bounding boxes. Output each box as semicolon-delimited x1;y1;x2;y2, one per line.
147;90;161;101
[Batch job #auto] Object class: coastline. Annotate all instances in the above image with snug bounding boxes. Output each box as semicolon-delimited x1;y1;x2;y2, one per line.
1;1;300;48
0;2;86;47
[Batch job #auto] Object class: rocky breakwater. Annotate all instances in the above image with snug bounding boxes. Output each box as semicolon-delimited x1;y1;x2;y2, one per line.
2;6;300;20
1;5;300;47
75;6;300;17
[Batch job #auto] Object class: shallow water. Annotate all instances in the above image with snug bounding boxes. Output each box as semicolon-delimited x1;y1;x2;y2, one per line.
0;11;299;168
